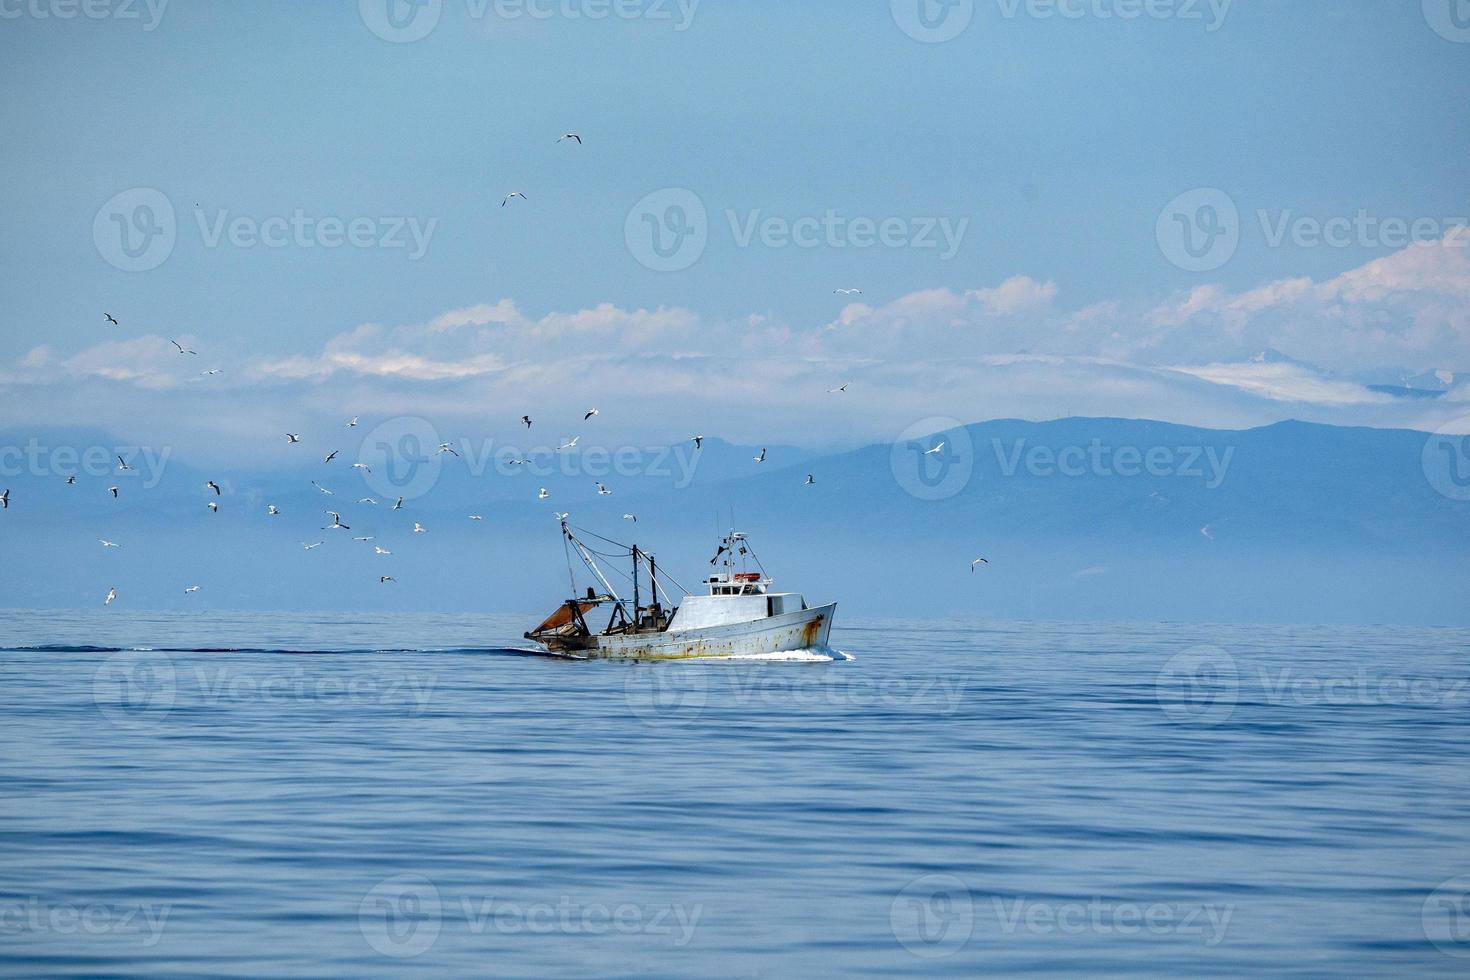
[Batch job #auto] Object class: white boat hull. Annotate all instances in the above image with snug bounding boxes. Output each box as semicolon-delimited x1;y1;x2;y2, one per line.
570;603;836;661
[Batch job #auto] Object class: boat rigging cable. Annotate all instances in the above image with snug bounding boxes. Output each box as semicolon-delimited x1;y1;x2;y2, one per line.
559;521;689;608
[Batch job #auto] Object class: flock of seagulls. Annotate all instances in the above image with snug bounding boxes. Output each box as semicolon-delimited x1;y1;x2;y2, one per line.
4;127;1008;601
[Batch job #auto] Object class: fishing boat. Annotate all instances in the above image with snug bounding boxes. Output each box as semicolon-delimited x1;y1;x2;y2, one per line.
524;521;837;660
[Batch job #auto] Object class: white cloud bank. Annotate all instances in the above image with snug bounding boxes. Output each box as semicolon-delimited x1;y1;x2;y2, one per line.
4;232;1468;459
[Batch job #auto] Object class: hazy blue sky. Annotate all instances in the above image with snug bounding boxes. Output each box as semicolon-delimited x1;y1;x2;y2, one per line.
0;0;1468;460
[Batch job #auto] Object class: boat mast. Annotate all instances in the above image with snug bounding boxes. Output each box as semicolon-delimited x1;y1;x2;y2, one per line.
631;544;641;626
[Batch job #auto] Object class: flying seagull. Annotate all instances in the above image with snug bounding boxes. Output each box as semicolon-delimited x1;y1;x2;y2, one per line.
392;497;404;510
200;369;222;376
104;587;117;606
353;536;374;542
346;416;359;428
970;558;989;571
170;339;197;355
374;546;392;555
0;489;8;509
324;511;350;530
557;133;582;144
357;497;378;505
1200;524;1215;541
538;488;550;500
268;505;281;516
380;576;396;584
184;585;201;595
206;480;220;495
312;481;334;495
413;522;426;534
324;450;339;463
435;443;460;457
833;288;862;295
595;482;612;496
692;435;703;449
501;191;527;207
287;433;301;444
302;541;324;551
753;448;766;463
104;313;119;325
554;512;569;521
557;436;580;451
108;486;119;498
116;456;132;471
207;501;218;513
803;474;814;486
827;383;849;394
65;476;75;486
623;513;637;523
583;408;599;421
521;415;532;428
923;441;945;456
469;515;483;521
352;463;371;474
99;539;120;548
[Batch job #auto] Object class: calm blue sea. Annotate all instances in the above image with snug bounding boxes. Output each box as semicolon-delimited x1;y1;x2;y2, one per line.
1;610;1468;977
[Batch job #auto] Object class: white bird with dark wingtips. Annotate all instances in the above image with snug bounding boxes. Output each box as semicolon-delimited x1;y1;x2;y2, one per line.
596;482;612;496
346;417;359;428
827;383;849;394
287;433;301;444
325;511;350;530
116;455;132;471
268;505;280;516
207;501;218;513
392;497;403;510
357;497;378;505
469;515;483;521
753;448;766;463
104;313;119;325
501;191;527;207
184;585;201;595
970;558;989;571
692;435;703;449
324;450;339;463
583;408;599;421
352;463;371;474
924;441;945;455
108;486;119;498
803;474;814;486
170;339;197;355
0;489;8;510
557;436;579;451
206;481;220;495
538;488;550;500
313;481;334;495
557;133;582;144
104;587;117;606
833;288;862;295
521;415;532;428
435;443;459;457
100;539;120;548
380;576;396;584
